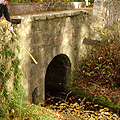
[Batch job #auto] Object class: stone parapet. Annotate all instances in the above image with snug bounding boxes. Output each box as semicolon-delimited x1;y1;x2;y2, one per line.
14;10;88;21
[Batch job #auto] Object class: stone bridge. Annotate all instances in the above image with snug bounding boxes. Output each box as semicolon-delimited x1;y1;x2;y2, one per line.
15;9;102;104
6;0;119;104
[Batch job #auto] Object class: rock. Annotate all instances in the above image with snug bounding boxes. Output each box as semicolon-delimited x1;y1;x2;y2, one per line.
32;85;44;104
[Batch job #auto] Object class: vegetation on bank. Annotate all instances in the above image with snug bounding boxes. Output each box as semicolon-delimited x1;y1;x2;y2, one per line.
73;23;120;113
0;21;24;119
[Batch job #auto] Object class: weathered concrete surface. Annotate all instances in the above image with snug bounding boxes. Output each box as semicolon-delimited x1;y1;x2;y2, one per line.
15;10;103;103
93;0;120;26
8;2;86;15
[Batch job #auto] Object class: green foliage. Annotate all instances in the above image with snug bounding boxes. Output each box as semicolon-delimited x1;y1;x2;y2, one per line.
16;44;21;53
0;23;24;119
31;23;36;29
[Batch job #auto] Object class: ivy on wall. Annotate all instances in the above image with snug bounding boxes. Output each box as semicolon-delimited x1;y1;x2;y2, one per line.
0;20;24;119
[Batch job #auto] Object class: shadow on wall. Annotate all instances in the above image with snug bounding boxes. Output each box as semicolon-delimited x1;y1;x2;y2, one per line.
82;38;101;48
45;54;71;99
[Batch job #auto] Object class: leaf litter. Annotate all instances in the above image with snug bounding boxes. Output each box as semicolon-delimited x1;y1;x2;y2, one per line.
41;92;120;120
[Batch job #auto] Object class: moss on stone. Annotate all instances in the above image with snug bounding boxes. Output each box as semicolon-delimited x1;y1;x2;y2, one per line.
73;87;120;112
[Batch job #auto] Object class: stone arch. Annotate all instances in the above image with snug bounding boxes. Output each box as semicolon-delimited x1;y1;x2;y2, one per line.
45;54;71;98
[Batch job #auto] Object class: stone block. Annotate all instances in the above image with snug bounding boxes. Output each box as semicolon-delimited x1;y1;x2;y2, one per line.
34;15;47;21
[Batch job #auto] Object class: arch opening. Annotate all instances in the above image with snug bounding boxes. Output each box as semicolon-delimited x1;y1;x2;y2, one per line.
45;54;71;99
